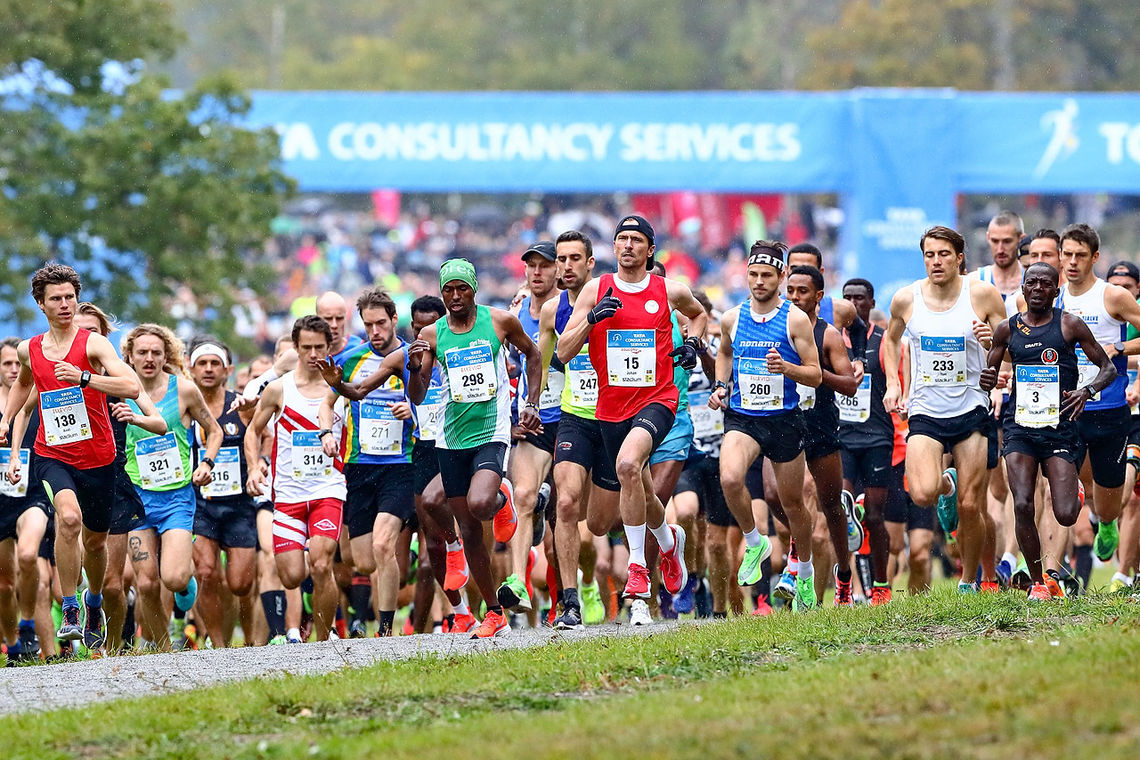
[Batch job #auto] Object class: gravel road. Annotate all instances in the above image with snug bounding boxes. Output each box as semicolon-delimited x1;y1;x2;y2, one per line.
0;622;682;716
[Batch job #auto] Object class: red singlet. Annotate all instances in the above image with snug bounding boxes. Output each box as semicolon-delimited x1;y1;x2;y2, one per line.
588;273;678;423
29;330;116;468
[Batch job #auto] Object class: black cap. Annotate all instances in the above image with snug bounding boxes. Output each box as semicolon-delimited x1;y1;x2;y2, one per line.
1017;234;1032;258
1108;260;1140;283
614;215;654;247
521;240;556;262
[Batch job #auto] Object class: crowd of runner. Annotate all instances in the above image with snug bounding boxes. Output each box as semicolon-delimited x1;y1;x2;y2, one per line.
2;209;1139;660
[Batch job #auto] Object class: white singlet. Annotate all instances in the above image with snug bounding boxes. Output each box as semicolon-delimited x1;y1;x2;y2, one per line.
270;372;346;504
904;281;988;419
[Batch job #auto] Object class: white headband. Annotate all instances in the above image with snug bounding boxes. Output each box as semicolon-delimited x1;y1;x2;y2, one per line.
190;343;228;367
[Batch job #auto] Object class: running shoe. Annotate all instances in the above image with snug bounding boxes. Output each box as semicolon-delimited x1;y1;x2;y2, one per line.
623;562;651;599
496;573;532;611
1027;583;1051;602
936;467;958;534
979;581;1001;594
833;565;854;608
1094;518;1119;562
553;604;585;631
174;577;198;615
328;629;339;641
1011;558;1031;590
737;535;773;587
628;599;652;626
443;540;469;591
672;574;698;615
957;580;977;594
17;621;39;662
658;586;677;620
1043;571;1066;599
349;619;367;638
659;524;688;595
533;482;551;547
268;634;287;645
57;604;82;642
580;580;605;625
870;585;892;606
792;574;817;611
493;479;518;543
752;595;773;616
995;558;1014;588
451;612;478;634
5;640;23;666
286;630;304;644
772;570;796;601
842;490;865;552
83;595;106;652
470;609;509;639
1109;574;1132;594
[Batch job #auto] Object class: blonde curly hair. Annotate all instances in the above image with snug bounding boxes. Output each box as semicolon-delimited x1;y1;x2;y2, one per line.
121;323;187;377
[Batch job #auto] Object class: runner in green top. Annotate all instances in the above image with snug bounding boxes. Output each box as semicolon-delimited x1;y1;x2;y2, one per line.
122;324;222;651
407;258;543;639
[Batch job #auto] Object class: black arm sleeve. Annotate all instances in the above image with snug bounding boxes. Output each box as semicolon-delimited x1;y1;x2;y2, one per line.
847;313;867;360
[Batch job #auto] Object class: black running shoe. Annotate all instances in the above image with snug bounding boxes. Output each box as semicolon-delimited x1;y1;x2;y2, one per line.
83;598;106;652
18;622;39;662
553;605;585;631
57;605;82;641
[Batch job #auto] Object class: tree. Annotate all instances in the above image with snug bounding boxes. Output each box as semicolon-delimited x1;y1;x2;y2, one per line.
0;0;293;349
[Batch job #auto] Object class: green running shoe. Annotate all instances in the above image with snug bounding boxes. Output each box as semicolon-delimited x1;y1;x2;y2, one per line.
958;581;977;594
1094;519;1119;562
737;535;773;587
580;580;606;625
496;573;532;611
936;467;958;534
793;574;817;611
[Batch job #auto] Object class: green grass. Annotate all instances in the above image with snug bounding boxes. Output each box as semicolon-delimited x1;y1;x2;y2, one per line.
4;590;1138;759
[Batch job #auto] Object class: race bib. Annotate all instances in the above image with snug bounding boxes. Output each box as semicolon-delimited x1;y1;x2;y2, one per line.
566;355;599;407
689;389;724;438
445;344;496;403
360;401;404;455
838;374;872;423
40;387;92;446
1014;365;1061;428
738;358;783;410
291;430;333;478
201;446;241;498
918;335;967;385
538;369;565;410
0;449;29;498
796;383;816;411
1075;347;1101;402
417;385;447;442
606;330;655;387
135;433;184;489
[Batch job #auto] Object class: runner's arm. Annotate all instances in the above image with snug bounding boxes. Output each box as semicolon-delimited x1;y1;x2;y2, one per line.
112;374;167;435
537;297;558;392
84;333;141;399
832;298;866;378
979;320;1011;392
667;279;708;343
709;309;737;410
821;325;858;396
500;310;543;409
243;382;280;469
882;288;912;413
556;279;601;365
1105;285;1140;358
1068;315;1117;394
183;379;224;462
406;325;437;406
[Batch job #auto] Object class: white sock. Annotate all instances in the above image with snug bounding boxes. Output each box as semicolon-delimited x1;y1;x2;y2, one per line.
743;527;764;548
625;523;647;566
649;520;675;554
1001;552;1017;568
446;540;462;552
286;627;300;641
1112;571;1133;586
453;599;469;616
796;556;814;579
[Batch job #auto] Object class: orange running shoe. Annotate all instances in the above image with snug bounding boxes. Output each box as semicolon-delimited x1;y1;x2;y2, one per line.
870;586;892;606
752;594;774;616
1027;583;1051;602
470;609;509;639
493;479;518;543
451;612;477;634
444;541;469;591
623;562;651;599
834;565;854;608
979;581;1001;594
1043;573;1066;599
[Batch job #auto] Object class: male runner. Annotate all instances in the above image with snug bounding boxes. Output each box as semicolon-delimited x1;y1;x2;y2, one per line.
503;240;562;611
319;288;416;638
318;290;364;356
245;316;347;642
122;324;222;650
1106;262;1140;592
539;231;620;630
0;338;51;661
558;216;705;611
784;265;859;606
786;243;867;376
1059;223;1140;565
188;338;258;647
406;259;541;638
980;263;1114;600
883;226;1006;593
974;211;1026;316
0;265;141;649
707;241;821;609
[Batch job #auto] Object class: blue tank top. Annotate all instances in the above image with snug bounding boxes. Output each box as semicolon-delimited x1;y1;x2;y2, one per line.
730;300;801;416
517;295;562;424
820;295;834;326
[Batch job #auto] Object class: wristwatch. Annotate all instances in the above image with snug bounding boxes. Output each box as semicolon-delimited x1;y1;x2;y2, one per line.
1114;341;1125;354
714;380;729;392
79;370;92;388
200;456;215;470
317;428;333;439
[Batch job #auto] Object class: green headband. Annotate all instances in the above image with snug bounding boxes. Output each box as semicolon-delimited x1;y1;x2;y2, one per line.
439;258;477;293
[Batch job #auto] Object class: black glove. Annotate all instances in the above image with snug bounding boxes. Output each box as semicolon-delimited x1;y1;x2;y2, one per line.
670;337;703;371
587;287;622;324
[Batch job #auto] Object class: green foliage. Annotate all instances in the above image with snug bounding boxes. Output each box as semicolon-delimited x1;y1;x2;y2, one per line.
0;0;293;349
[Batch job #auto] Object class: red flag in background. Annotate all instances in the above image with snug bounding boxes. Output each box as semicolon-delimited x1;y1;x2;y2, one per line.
371;189;401;228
